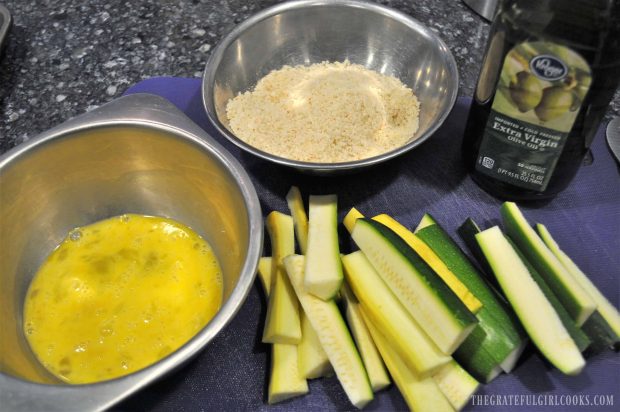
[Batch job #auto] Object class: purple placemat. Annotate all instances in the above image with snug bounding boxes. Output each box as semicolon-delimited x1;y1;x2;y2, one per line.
117;77;620;412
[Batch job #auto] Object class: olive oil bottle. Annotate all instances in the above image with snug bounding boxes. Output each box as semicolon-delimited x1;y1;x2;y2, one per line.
463;0;620;200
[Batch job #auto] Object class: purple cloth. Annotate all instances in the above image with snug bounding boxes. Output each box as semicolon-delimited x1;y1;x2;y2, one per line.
118;77;620;412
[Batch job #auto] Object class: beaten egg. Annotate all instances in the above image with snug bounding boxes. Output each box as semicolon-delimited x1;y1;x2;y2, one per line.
23;214;223;384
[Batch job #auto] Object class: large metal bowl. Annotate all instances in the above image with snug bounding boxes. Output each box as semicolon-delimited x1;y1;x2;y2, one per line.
0;94;263;411
203;0;458;174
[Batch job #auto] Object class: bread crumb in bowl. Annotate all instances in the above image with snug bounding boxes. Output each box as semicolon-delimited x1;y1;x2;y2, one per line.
226;61;420;163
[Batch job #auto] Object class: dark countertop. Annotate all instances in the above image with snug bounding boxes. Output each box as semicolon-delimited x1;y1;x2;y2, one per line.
0;0;617;154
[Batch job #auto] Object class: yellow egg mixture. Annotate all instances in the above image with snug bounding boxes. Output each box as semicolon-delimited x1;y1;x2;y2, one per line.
23;214;223;384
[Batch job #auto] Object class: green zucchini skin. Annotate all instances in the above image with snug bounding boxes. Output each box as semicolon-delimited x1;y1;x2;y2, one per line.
416;223;528;373
416;224;526;341
415;213;438;232
501;202;596;326
452;326;503;383
457;218;496;284
358;218;478;332
582;311;620;354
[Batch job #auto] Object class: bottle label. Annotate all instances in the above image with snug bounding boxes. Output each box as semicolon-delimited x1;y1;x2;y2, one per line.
475;41;591;191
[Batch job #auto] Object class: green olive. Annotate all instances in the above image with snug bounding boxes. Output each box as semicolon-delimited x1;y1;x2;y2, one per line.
509;71;543;112
576;71;592;88
574;85;589;101
573;71;592;100
534;86;574;122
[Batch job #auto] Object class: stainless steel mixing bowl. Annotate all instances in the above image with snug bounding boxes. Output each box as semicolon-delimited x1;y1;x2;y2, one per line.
0;94;263;411
203;0;459;174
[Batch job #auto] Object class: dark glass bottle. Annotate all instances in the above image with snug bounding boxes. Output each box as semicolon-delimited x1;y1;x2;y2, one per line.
463;0;620;200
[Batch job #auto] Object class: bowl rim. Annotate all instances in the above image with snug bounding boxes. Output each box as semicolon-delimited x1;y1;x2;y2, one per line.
202;0;459;172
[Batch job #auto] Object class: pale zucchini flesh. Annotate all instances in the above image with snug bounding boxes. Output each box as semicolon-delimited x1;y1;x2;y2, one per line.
359;308;454;412
260;256;331;379
284;255;373;409
507;237;591;352
286;186;309;254
298;313;332;379
537;223;620;338
263;212;301;344
257;255;308;403
433;361;480;412
304;195;343;300
501;202;596;326
342;251;450;377
351;218;477;355
285;188;332;377
341;281;391;392
268;344;310;404
476;226;585;376
371;214;483;314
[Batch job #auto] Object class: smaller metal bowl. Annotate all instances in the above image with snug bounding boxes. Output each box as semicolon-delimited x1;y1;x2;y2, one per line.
203;0;458;174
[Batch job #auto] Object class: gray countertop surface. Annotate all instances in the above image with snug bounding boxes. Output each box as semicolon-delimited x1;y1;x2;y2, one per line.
1;0;618;154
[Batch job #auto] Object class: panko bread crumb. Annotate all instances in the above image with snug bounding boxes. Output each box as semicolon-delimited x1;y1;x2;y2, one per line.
226;61;420;163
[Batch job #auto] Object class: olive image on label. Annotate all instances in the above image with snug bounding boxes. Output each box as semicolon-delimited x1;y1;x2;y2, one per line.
509;71;543;112
534;86;574;122
490;43;591;129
